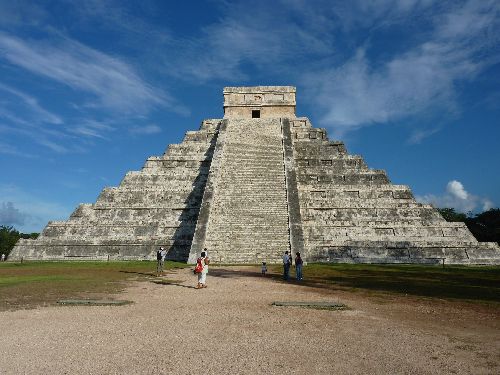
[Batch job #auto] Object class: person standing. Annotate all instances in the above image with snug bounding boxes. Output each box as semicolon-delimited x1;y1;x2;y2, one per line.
156;247;167;276
261;262;268;276
1;253;5;262
295;252;303;281
283;251;290;281
196;249;210;289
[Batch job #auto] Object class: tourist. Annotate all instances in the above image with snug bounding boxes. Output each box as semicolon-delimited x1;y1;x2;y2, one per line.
283;251;290;280
1;253;5;262
156;247;167;276
261;261;267;276
295;252;303;281
196;249;210;289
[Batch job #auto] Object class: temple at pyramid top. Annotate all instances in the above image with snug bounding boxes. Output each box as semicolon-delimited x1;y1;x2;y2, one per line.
223;86;296;119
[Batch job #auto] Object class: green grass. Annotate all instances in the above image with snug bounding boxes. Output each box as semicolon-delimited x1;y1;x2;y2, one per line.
269;263;500;303
0;261;188;311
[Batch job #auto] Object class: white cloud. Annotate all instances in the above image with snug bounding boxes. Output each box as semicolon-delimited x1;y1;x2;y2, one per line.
0;185;72;233
0;33;186;115
447;180;468;200
0;202;28;227
302;0;499;137
129;124;162;135
416;180;495;213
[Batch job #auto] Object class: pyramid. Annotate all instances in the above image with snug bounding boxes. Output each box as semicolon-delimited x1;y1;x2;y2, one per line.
10;86;500;264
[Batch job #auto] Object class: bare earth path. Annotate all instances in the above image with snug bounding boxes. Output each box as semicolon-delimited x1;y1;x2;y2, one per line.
1;266;498;374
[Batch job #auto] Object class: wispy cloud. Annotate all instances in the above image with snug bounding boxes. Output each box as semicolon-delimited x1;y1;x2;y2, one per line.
303;42;475;136
164;1;332;82
0;1;48;28
68;0;173;45
0;33;185;115
129;124;162;135
416;180;494;213
408;126;442;144
0;141;36;158
302;0;500;137
0;29;189;153
69;119;115;139
0;83;63;125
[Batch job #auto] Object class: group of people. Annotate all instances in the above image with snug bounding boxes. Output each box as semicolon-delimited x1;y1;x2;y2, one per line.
156;246;303;288
282;251;303;281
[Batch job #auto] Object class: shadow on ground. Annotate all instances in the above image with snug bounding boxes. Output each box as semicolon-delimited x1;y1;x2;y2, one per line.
206;265;500;303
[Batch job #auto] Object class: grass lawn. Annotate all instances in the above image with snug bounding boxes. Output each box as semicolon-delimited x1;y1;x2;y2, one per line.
268;263;500;304
0;261;188;311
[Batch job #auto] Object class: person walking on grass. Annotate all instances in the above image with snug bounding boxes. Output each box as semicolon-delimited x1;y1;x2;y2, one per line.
196;249;210;289
283;251;290;281
295;252;303;281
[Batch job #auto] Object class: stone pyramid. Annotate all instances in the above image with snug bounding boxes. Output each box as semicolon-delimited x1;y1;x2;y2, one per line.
10;86;500;264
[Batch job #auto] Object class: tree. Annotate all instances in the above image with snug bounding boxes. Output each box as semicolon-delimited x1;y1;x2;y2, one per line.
438;208;500;245
0;226;39;259
465;208;500;245
437;208;467;222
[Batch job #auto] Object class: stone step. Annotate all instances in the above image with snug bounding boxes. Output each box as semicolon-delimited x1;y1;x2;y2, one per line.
201;118;290;259
304;225;474;238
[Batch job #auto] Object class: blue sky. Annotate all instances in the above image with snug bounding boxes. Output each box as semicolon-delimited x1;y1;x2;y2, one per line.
0;0;499;233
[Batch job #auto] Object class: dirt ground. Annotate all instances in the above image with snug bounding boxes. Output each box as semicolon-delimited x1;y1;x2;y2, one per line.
1;266;498;374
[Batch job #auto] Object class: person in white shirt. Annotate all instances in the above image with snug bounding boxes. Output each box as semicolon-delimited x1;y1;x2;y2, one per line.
196;249;210;289
283;251;290;280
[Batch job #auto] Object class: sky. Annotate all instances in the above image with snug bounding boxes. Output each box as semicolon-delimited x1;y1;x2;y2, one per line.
0;0;499;233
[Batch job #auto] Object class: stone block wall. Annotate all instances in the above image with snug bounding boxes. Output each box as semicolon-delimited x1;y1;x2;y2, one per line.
224;86;296;119
288;117;499;264
10;120;221;261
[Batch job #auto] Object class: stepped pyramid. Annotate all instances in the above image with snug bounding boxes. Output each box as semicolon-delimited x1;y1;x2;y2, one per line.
11;86;500;264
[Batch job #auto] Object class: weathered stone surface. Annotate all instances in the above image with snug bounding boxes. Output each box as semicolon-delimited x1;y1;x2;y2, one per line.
9;87;500;264
223;86;296;119
288;116;499;264
10;119;220;261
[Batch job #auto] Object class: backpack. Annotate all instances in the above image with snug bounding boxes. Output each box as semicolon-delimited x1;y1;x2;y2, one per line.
157;250;162;261
194;258;203;274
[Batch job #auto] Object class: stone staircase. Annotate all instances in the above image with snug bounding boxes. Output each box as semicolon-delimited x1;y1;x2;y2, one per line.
10;120;221;261
194;118;290;263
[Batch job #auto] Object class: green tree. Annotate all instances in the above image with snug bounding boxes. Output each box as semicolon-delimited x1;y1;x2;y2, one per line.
0;226;39;259
437;208;467;222
465;208;500;245
438;208;500;245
